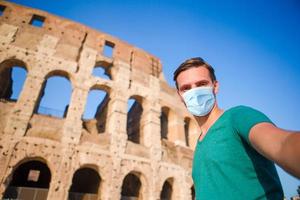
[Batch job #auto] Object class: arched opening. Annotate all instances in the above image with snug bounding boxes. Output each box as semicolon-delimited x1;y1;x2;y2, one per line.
160;178;173;200
191;185;195;200
35;73;72;118
92;61;112;80
184;117;191;147
121;172;142;200
160;107;169;139
83;89;109;133
3;160;51;200
126;96;143;144
0;5;6;16
68;167;101;200
0;59;27;101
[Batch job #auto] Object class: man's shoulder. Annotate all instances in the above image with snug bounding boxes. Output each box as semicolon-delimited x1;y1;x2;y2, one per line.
225;105;267;119
226;105;271;124
226;105;256;114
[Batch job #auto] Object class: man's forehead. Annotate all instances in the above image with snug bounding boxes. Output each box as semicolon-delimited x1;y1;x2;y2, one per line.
177;67;211;82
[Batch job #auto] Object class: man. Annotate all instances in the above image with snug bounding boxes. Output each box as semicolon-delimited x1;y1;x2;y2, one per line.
173;57;300;199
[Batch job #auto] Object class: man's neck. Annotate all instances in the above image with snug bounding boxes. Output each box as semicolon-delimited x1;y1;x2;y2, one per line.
195;104;224;134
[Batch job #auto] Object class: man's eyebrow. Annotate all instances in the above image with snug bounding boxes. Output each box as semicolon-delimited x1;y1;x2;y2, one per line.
196;79;208;83
179;83;190;90
195;80;210;84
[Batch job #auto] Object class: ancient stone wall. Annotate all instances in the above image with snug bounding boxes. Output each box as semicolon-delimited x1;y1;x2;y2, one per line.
0;1;199;200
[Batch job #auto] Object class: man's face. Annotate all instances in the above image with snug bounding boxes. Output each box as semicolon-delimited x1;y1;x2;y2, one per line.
176;67;218;97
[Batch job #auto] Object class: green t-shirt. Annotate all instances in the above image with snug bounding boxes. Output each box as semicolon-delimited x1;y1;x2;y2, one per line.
192;106;283;200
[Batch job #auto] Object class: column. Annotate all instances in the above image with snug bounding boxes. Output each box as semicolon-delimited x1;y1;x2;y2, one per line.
61;47;96;144
4;70;44;137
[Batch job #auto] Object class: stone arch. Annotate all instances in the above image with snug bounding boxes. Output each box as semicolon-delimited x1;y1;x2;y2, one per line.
160;106;177;142
35;70;72;118
82;84;111;134
0;58;28;101
67;155;112;199
191;185;195;200
92;60;113;80
158;169;183;200
0;142;58;186
160;106;170;139
68;165;101;200
0;4;7;17
44;69;71;80
3;157;51;200
0;58;29;73
90;84;111;93
160;177;174;200
121;170;148;200
126;95;144;144
186;176;195;200
43;69;75;88
1;142;58;185
184;117;191;147
120;161;151;199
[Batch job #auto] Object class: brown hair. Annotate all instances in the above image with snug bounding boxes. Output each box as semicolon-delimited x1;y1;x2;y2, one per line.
173;57;216;89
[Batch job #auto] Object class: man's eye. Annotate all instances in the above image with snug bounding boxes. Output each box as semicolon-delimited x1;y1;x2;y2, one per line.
197;82;208;87
181;88;190;93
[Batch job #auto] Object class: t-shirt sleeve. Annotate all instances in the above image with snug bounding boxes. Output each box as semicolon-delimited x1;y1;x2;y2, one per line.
232;106;273;144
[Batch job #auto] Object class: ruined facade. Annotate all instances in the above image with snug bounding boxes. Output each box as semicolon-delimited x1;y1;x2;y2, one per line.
0;1;200;200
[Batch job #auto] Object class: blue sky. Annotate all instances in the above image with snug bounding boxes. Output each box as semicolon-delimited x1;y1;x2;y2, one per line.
7;0;300;197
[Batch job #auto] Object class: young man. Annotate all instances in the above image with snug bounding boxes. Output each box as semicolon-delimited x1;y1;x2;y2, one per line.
173;57;300;199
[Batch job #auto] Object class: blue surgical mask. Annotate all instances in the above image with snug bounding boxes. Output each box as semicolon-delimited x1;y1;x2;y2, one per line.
182;86;215;117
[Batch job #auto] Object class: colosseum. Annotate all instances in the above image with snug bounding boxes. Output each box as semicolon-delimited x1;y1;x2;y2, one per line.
0;1;200;200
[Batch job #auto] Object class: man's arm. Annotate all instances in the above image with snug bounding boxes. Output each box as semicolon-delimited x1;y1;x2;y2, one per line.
249;122;300;179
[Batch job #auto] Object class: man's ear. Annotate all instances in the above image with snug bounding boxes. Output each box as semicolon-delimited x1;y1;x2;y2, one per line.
213;81;219;94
